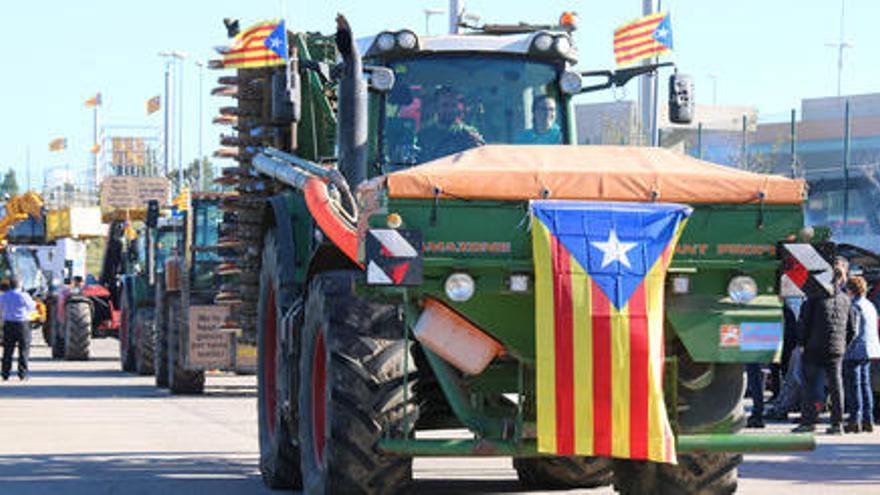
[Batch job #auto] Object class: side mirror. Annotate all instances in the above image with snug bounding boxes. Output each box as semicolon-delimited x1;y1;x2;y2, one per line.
146;200;159;228
668;72;694;124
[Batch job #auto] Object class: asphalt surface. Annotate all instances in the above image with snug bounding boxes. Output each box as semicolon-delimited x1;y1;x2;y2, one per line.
0;333;878;494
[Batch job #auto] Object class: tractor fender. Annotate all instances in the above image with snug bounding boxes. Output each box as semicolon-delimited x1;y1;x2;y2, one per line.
302;178;360;266
265;194;298;290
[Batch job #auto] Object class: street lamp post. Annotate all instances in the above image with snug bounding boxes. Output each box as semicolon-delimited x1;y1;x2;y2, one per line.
707;73;718;105
158;50;188;193
195;60;205;191
424;8;444;35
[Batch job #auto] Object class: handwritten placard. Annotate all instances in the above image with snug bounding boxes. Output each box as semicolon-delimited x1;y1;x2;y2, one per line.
100;176;170;210
187;305;232;368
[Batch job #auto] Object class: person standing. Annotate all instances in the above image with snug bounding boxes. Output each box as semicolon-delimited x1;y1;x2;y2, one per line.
1;277;37;381
793;257;855;434
843;275;880;433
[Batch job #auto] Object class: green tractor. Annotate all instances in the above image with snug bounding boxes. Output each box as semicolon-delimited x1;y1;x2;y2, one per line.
118;207;179;375
210;16;813;494
152;193;256;394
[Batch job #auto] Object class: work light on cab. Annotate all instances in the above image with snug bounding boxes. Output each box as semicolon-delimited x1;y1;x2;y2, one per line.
396;30;418;50
727;275;758;304
375;32;396;52
445;273;476;302
532;32;553;51
559;71;583;94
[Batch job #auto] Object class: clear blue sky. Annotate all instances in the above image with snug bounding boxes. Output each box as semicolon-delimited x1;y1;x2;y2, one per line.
1;0;877;190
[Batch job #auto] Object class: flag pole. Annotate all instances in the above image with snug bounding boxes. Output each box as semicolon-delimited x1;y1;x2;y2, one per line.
640;0;658;147
93;101;100;191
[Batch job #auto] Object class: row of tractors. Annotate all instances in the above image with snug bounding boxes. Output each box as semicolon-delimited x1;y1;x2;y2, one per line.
26;11;831;494
113;194;256;394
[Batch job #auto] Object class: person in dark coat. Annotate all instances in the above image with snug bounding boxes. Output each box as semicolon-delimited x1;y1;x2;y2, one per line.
793;257;856;434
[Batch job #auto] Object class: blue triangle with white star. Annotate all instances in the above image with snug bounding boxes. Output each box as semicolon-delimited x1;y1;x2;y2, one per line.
532;201;690;309
652;14;673;49
265;20;288;60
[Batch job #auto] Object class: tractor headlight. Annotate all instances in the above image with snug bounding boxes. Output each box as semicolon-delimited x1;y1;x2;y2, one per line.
554;35;572;56
369;67;395;92
727;276;758;304
375;32;396;52
559;70;583;94
445;273;475;302
396;30;418;50
532;33;553;52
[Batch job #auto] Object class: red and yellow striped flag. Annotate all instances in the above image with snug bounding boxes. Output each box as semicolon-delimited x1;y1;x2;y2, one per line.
48;137;67;152
146;95;161;115
613;12;673;67
531;200;690;464
222;19;287;69
84;92;102;107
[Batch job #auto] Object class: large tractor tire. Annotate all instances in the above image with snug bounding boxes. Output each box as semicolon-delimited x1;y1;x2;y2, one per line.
42;297;56;347
256;229;301;488
119;294;135;372
298;271;418;495
154;296;170;388
167;297;205;394
64;299;92;361
51;306;65;359
135;307;156;375
612;363;745;495
514;456;613;490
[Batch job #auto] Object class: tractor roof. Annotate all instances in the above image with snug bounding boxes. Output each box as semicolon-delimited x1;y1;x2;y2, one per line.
359;31;574;61
382;145;806;205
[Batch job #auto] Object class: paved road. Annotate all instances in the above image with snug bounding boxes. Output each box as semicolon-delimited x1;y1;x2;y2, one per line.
0;334;878;494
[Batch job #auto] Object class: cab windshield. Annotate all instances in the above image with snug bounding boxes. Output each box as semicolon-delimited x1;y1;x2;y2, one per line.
381;55;564;169
7;248;41;291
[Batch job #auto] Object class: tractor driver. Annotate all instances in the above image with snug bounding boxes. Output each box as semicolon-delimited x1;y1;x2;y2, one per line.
417;87;485;163
515;95;562;144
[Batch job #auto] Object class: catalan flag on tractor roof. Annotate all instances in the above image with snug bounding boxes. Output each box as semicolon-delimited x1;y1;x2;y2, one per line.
223;19;288;69
531;200;691;464
613;12;673;67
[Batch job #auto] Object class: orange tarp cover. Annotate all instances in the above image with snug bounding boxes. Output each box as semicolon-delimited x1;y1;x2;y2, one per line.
385;145;805;204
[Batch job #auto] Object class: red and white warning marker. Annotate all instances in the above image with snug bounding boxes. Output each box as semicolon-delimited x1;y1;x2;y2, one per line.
780;243;834;298
365;229;422;286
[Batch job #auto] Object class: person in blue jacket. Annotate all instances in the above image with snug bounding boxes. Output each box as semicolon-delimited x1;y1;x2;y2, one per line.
843;275;880;433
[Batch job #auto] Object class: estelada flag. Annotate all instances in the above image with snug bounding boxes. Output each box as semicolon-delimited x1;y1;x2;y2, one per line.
222;19;288;69
84;92;102;107
48;137;67;151
531;200;691;464
146;95;161;115
171;187;190;214
613;12;673;67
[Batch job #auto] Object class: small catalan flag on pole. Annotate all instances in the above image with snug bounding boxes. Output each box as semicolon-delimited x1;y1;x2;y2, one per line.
146;95;161;115
613;12;673;67
49;137;67;152
222;19;288;69
84;92;102;107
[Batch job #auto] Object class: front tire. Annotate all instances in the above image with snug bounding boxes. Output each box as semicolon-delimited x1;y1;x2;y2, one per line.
299;271;418;495
155;294;170;388
135;308;156;375
257;229;301;488
514;456;613;490
167;296;205;394
64;299;92;361
119;291;135;372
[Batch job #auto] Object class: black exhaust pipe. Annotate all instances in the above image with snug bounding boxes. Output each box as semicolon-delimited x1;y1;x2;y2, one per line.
335;15;368;187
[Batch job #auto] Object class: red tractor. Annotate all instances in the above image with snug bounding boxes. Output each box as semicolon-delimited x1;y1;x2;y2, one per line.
49;221;125;360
